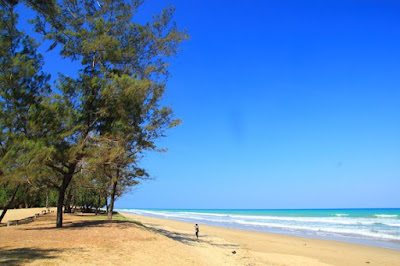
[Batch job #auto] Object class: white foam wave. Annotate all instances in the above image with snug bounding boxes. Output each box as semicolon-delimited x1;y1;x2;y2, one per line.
120;209;400;227
226;214;400;227
387;223;400;227
232;220;400;241
373;214;398;218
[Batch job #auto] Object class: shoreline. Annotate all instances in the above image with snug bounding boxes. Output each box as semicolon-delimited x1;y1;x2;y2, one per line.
118;208;400;251
121;212;400;265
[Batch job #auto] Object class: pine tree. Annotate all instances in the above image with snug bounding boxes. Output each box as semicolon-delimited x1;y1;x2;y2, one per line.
30;0;187;227
0;1;50;223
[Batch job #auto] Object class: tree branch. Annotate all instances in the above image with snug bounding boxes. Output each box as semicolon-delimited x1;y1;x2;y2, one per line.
45;162;66;175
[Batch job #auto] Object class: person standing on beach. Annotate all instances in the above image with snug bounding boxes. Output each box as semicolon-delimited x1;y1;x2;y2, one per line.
195;224;199;240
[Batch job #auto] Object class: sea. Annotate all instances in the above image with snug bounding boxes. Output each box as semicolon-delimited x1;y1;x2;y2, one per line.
117;208;400;250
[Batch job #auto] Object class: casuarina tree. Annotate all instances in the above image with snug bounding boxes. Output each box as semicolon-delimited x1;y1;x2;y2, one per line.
28;0;187;227
0;1;50;223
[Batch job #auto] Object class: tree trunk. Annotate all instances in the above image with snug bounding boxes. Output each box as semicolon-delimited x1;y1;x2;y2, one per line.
95;193;101;215
64;189;72;213
24;186;30;208
45;191;49;208
56;164;76;228
56;185;65;227
105;194;108;213
0;184;20;224
107;179;118;221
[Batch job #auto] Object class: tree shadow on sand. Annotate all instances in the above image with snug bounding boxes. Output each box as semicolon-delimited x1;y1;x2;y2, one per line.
23;219;145;231
0;247;60;265
149;227;241;249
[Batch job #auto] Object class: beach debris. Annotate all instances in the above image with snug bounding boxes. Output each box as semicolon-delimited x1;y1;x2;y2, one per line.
232;251;236;254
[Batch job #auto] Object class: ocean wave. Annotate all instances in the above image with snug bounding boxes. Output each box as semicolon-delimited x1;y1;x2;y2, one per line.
387;223;400;227
335;213;349;217
119;209;400;242
226;214;400;227
121;209;400;227
373;214;398;218
118;209;231;223
232;219;400;241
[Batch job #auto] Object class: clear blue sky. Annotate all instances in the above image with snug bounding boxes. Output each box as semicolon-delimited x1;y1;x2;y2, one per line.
20;1;400;209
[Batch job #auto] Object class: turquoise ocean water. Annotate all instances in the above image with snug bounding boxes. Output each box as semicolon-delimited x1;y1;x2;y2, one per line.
118;208;400;250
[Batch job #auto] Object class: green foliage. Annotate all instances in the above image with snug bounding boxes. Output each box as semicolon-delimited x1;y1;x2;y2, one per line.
0;0;187;226
33;0;186;213
0;182;58;208
0;2;50;213
0;183;13;207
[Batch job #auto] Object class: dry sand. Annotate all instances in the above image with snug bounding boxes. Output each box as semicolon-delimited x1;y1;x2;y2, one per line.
1;207;56;222
0;208;399;265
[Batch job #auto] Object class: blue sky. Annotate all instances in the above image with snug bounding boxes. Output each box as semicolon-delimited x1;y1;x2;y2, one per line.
19;1;400;209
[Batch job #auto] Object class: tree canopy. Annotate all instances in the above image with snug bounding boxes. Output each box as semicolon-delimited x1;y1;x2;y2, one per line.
0;0;187;226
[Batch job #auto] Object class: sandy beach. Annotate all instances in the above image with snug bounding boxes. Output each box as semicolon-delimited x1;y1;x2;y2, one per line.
1;208;400;265
122;213;400;266
1;207;56;222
